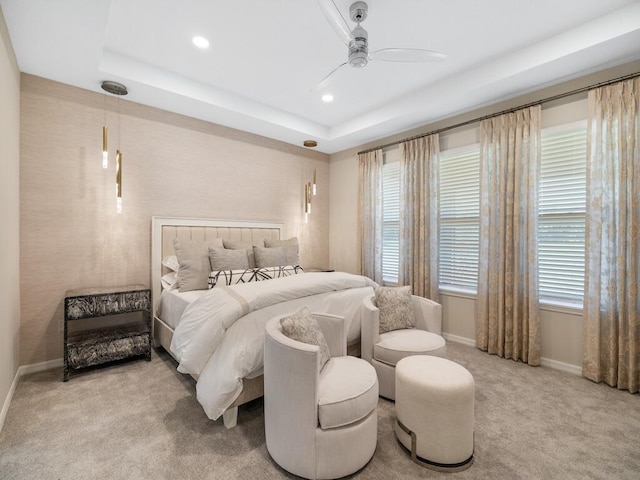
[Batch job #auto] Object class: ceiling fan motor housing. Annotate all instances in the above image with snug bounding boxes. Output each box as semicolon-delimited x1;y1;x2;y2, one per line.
349;24;368;67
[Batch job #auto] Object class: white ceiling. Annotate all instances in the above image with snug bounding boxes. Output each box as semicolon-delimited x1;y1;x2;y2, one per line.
3;0;640;153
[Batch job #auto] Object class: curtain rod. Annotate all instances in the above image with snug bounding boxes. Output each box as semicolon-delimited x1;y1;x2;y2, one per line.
357;70;640;155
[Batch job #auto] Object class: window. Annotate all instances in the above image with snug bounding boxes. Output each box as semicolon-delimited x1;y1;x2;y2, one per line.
382;160;400;284
377;119;587;304
538;122;587;304
438;146;480;291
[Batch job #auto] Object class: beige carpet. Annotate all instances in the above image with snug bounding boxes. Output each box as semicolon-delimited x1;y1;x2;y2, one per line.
1;342;639;480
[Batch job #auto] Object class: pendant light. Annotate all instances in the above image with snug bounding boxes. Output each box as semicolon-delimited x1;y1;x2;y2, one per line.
116;150;123;214
102;94;108;168
312;169;317;196
304;168;318;223
100;81;128;213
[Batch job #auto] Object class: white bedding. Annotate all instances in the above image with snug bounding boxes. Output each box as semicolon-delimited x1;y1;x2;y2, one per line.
169;272;377;420
156;288;208;329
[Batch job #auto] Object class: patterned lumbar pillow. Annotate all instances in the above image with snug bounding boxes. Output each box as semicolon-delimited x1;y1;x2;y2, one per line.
374;285;415;333
280;306;331;371
208;265;304;288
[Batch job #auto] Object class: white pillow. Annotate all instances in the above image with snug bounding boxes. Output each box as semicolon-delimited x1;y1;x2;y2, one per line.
161;272;178;290
162;255;180;272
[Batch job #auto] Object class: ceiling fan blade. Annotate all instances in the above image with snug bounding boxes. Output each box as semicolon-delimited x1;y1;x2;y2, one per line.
311;62;348;92
369;48;447;63
317;0;354;46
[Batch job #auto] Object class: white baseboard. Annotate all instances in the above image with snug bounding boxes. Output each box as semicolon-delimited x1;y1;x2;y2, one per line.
0;368;21;434
540;356;582;376
0;358;63;433
442;333;582;376
442;332;476;347
18;358;63;376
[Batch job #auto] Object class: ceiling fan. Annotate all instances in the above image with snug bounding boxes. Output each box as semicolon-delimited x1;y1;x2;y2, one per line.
315;0;447;90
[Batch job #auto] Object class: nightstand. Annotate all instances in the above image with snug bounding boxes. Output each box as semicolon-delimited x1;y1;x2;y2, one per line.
63;285;151;381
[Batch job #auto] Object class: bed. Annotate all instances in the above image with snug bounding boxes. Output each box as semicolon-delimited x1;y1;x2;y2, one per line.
151;216;376;428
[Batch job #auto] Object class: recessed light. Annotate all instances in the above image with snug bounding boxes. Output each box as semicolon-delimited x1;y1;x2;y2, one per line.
303;140;318;148
322;94;334;103
192;36;210;49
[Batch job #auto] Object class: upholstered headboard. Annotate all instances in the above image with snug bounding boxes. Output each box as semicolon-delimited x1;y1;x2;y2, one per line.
150;216;284;318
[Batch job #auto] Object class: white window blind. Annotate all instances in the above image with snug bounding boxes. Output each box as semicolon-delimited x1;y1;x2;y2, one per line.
439;147;480;290
538;123;587;304
382;161;400;284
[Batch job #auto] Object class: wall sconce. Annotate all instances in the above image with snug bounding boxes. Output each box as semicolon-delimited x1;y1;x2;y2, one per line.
101;80;128;213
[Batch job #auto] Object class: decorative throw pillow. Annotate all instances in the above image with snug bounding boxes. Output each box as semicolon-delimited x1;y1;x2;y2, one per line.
173;238;224;292
209;247;250;271
264;237;300;267
208;265;304;288
374;285;415;334
253;246;286;268
223;239;265;268
280;306;331;371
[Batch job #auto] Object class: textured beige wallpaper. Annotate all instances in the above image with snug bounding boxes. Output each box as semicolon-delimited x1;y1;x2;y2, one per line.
0;5;21;417
20;74;329;365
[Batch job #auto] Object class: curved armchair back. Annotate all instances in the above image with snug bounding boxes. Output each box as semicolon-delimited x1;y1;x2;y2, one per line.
264;313;347;477
412;295;443;334
361;295;380;362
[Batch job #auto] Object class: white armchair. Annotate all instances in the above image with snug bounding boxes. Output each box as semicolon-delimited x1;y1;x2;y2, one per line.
361;294;446;400
264;312;379;480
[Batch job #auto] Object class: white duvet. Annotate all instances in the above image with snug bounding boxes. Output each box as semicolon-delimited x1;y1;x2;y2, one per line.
170;272;377;420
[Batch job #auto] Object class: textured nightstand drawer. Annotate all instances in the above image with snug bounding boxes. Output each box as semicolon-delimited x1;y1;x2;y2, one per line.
67;332;151;369
65;287;150;320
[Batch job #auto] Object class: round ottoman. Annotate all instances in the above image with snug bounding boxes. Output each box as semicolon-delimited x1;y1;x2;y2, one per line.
395;355;474;472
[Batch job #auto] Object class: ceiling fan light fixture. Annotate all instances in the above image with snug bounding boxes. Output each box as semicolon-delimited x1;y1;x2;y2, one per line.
316;0;447;86
348;24;368;68
349;51;368;68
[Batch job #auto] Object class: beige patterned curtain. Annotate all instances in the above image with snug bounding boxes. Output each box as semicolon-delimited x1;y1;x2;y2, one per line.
476;106;541;365
399;135;440;300
358;149;384;283
583;77;639;393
